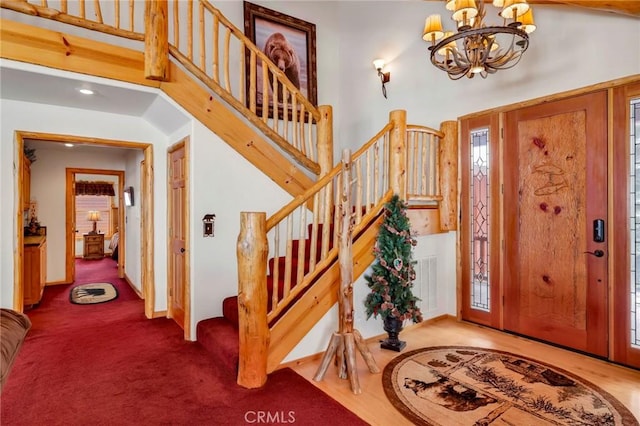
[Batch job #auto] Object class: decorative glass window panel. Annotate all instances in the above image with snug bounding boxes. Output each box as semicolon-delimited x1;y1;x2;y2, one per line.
631;98;640;348
470;128;490;312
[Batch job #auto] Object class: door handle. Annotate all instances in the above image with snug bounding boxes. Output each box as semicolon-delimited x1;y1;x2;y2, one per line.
180;248;185;253
584;250;604;258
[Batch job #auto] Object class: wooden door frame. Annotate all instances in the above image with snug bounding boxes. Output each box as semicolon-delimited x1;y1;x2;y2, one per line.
14;132;155;319
611;81;640;367
459;113;502;330
65;168;125;281
167;138;190;339
458;74;640;367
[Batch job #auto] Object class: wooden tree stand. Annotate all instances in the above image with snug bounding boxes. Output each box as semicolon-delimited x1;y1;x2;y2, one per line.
313;329;380;395
313;150;380;395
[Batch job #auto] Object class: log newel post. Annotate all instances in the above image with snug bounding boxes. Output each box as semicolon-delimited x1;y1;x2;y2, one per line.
439;120;458;231
313;149;380;395
317;105;334;178
144;0;169;81
237;212;269;389
389;109;407;200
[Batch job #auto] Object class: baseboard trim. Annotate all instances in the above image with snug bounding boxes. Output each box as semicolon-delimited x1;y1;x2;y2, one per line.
45;280;71;286
123;274;144;299
276;314;455;370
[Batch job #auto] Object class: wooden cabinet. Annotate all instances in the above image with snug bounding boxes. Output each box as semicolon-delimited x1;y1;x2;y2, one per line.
22;156;31;211
83;234;105;260
24;237;46;306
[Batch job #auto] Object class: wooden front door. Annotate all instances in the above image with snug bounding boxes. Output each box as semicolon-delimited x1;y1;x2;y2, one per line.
503;91;608;357
168;141;188;336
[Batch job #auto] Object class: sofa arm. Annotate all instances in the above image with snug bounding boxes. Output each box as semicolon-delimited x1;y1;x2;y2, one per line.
0;308;31;391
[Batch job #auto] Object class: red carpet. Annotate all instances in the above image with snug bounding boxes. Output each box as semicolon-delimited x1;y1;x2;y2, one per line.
1;258;367;425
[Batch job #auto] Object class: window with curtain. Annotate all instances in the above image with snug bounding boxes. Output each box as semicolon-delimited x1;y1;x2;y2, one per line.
76;195;113;237
75;180;115;238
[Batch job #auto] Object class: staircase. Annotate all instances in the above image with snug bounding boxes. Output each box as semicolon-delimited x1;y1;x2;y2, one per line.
1;0;457;389
197;221;336;373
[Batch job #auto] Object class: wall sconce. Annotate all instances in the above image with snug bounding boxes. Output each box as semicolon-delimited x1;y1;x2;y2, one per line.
203;214;216;237
372;59;391;99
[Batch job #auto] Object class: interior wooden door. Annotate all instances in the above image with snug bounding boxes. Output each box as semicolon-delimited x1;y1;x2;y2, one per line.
503;91;608;357
168;141;188;335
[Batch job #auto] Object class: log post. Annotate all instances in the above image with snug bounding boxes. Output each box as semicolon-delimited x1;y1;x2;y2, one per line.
313;149;380;394
317;105;334;178
237;212;269;389
338;149;354;336
144;0;168;81
389;109;407;200
439;120;458;231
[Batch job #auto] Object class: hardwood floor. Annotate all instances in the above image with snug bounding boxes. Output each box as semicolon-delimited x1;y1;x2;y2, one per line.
290;316;640;425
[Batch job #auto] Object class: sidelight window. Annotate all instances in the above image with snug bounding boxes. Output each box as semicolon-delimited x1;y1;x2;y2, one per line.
631;98;640;348
470;128;491;312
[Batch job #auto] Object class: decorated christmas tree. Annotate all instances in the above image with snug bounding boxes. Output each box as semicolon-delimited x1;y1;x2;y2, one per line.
364;195;423;324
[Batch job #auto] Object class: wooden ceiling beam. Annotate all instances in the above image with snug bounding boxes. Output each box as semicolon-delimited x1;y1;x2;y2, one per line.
522;1;640;18
425;1;640;18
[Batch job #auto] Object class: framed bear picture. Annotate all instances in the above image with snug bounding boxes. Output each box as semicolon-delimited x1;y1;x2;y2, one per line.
243;2;317;119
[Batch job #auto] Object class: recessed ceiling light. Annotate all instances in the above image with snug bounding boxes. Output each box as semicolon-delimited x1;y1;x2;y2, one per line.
65;143;74;148
78;88;94;95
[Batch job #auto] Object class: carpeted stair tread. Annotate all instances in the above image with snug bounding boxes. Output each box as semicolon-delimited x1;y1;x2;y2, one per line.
222;297;240;329
196;317;239;373
208;222;338;365
222;275;301;328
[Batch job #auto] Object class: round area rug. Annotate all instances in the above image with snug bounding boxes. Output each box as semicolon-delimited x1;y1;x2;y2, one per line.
70;283;118;305
383;346;638;426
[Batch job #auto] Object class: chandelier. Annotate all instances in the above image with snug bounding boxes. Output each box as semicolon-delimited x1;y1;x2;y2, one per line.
423;0;536;80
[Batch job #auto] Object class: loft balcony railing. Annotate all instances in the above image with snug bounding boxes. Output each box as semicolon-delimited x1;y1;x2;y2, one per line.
1;0;329;175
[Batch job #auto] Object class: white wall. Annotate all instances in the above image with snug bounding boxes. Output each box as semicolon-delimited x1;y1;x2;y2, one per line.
215;0;343;159
335;2;640;148
284;231;457;362
123;150;145;293
0;98;170;309
189;119;292;332
288;2;639;360
1;1;639;360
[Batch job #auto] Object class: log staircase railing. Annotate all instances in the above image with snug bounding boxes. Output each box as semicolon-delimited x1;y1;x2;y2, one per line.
1;0;458;390
1;0;326;175
167;1;325;174
236;110;452;388
264;120;393;323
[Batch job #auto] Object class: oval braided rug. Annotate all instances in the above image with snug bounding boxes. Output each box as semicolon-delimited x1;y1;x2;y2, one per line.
70;282;118;305
383;346;638;425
